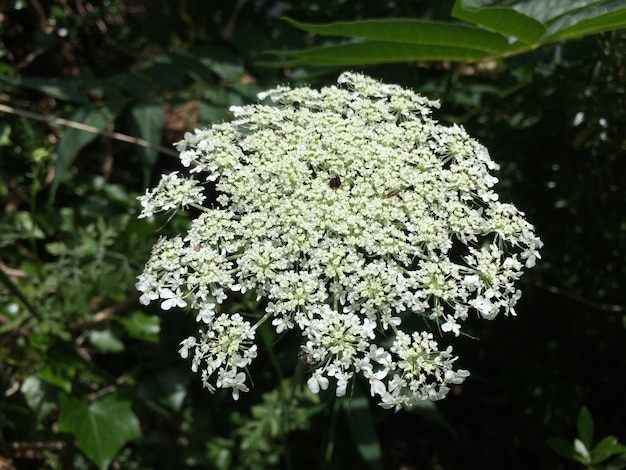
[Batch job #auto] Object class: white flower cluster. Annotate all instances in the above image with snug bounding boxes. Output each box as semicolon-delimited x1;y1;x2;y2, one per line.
136;72;542;409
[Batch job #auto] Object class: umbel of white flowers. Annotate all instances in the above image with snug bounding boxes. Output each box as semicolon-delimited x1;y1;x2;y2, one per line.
136;72;542;411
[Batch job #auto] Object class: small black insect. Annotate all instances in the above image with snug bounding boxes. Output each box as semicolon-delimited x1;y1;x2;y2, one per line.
329;176;342;188
293;101;301;110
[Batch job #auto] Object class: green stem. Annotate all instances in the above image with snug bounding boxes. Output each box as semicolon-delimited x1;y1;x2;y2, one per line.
257;320;284;382
252;308;274;331
324;397;341;464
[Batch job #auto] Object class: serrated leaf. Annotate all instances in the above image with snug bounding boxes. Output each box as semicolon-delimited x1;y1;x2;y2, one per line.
578;406;594;448
49;104;124;202
58;393;142;470
343;389;383;470
452;0;545;44
282;17;511;52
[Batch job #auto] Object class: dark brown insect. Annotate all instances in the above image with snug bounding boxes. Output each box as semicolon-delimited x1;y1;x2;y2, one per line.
329;176;342;188
298;346;318;366
385;188;404;198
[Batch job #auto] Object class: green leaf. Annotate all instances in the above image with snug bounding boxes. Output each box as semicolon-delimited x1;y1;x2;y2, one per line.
37;365;73;394
514;0;609;23
265;41;493;67
343;389;383;470
136;367;190;412
0;75;92;103
267;1;626;67
574;438;591;463
49;104;124;203
578;406;594;449
130;99;164;182
452;0;546;44
591;436;626;464
0;122;11;146
138;57;187;89
89;328;125;353
21;376;56;421
282;17;511;52
117;311;161;343
542;1;626;42
170;48;214;83
547;437;576;459
58;393;142;470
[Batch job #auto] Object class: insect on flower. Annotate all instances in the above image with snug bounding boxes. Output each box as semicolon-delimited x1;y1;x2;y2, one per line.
298;346;318;367
329;176;341;188
385;188;404;198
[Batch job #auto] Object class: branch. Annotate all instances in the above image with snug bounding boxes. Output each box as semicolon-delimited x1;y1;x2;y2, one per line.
0;103;179;158
536;282;624;313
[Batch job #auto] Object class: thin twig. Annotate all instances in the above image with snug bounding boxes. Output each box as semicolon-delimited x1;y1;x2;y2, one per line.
0;103;179;158
536;282;624;313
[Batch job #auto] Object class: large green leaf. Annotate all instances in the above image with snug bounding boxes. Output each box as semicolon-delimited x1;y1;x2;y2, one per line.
282;17;511;52
49;104;124;202
265;41;493;67
266;0;626;67
512;0;603;23
542;1;626;42
452;0;545;44
58;393;142;470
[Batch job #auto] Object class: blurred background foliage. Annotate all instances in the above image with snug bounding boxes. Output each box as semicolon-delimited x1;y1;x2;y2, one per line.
0;0;625;468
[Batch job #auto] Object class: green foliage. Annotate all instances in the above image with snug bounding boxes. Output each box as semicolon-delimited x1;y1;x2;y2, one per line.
233;380;321;469
51;105;124;201
266;0;626;65
58;393;142;470
548;407;626;469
